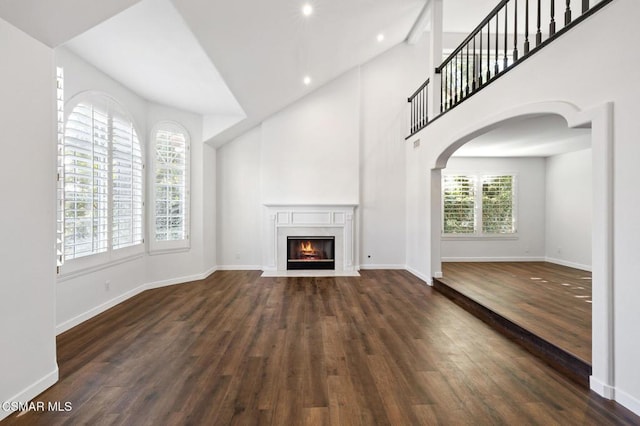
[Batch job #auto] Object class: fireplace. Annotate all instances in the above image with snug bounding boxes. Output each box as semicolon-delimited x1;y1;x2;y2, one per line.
287;236;335;270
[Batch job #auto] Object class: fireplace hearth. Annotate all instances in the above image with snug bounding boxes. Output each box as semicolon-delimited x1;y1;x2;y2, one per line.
287;236;335;270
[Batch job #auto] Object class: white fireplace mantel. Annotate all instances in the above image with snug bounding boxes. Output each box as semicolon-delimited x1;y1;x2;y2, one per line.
262;204;359;277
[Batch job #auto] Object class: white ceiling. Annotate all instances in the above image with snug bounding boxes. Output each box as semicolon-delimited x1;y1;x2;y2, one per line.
452;115;591;157
0;0;141;47
172;0;428;145
64;0;245;118
2;0;552;149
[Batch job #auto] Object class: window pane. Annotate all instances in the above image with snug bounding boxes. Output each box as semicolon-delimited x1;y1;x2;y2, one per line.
62;96;144;262
482;175;515;234
443;175;476;234
154;125;188;242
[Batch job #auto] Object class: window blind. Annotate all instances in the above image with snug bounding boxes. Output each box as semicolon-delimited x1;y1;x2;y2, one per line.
482;175;515;234
153;125;188;242
56;67;65;271
442;175;476;234
62;96;143;261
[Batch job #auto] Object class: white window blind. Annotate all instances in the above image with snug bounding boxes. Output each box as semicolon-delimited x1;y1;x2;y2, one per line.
482;175;515;234
442;175;476;234
442;173;516;236
56;67;65;271
153;123;189;243
63;96;143;262
112;114;143;249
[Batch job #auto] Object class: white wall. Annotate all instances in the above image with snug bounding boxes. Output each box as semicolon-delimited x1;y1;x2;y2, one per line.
441;157;546;260
55;48;214;333
260;69;361;205
406;0;640;413
545;148;592;270
359;38;429;269
216;126;262;268
203;143;217;271
217;39;430;269
0;17;58;421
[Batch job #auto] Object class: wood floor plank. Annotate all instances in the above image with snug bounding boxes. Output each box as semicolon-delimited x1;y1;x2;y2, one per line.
3;270;638;425
439;262;591;363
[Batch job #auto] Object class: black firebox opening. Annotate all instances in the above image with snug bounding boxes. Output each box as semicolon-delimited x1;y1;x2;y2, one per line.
287;236;335;270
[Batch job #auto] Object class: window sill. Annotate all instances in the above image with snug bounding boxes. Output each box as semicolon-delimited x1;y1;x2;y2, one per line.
148;246;191;256
148;239;190;255
441;234;519;241
57;247;144;282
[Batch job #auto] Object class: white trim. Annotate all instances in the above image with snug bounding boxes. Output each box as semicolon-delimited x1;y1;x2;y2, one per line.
56;285;146;335
147;247;191;256
261;270;360;278
359;264;406;270
441;256;545;262
614;387;640;417
216;265;263;271
0;368;59;421
57;252;144;282
145;272;208;290
590;376;616;400
405;265;431;285
545;257;592;272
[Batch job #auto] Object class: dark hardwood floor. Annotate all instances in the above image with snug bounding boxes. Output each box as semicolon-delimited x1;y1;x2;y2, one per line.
4;270;637;425
438;262;592;364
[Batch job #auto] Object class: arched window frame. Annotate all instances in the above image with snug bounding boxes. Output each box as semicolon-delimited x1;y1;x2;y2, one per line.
60;92;145;275
149;121;191;254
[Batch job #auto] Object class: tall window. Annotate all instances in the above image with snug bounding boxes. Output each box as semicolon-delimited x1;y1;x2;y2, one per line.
151;122;190;251
442;173;516;236
63;95;143;262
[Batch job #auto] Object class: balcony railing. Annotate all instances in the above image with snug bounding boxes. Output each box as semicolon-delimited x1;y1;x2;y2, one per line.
407;0;614;138
408;78;430;136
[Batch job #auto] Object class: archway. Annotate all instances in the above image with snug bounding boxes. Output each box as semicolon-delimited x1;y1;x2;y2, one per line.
428;101;614;398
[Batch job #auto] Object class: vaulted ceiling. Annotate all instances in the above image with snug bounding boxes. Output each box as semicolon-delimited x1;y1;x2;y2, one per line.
0;0;536;147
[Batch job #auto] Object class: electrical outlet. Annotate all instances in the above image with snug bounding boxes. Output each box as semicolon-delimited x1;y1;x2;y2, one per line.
413;139;421;149
105;280;111;291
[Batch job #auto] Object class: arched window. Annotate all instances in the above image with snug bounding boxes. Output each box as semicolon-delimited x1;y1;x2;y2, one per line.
151;121;190;251
63;94;143;262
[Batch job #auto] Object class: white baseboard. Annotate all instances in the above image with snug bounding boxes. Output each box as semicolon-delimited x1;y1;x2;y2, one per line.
261;270;360;278
405;266;431;285
216;265;263;271
615;387;640;417
56;266;219;336
545;257;592;272
56;285;146;335
359;264;406;270
0;367;59;421
145;266;217;290
441;256;546;262
590;376;615;400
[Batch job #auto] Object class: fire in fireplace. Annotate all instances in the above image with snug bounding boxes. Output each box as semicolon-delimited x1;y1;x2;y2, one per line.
287;236;335;270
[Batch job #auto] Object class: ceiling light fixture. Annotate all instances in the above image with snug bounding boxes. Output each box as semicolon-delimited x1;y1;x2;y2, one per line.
302;4;313;16
377;33;385;42
303;76;312;85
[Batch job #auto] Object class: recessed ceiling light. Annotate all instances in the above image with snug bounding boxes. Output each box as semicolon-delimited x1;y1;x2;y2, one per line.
377;33;385;42
302;4;313;16
303;76;312;85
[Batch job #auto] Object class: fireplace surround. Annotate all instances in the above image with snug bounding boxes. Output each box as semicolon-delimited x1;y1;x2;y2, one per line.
262;204;358;277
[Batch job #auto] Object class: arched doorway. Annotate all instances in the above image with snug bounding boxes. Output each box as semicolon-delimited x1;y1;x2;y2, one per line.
428;101;614;398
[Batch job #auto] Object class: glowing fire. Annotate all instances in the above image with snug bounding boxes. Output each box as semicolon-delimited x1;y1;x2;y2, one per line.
298;240;322;259
300;241;314;253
